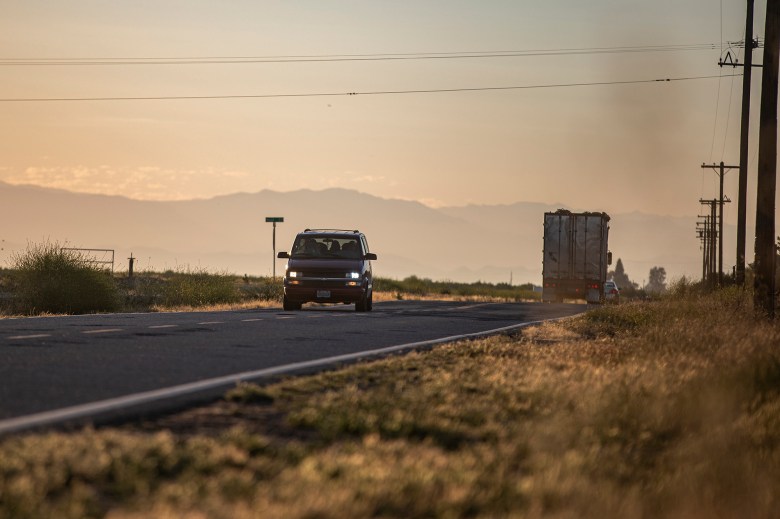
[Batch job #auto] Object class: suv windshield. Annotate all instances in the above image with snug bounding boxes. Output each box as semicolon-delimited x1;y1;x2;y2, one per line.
291;236;363;259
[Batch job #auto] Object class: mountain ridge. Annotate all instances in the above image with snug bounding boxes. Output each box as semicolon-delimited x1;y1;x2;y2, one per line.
0;182;702;284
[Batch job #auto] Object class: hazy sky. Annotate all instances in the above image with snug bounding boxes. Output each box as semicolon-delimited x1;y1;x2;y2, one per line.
0;1;770;220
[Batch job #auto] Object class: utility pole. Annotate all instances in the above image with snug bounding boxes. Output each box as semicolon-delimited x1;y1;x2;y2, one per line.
697;217;705;282
699;199;728;288
738;0;757;285
697;214;713;283
719;1;760;285
755;0;780;317
701;162;737;286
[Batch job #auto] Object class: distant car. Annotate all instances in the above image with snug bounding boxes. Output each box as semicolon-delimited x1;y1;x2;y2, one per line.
604;280;620;303
277;229;377;312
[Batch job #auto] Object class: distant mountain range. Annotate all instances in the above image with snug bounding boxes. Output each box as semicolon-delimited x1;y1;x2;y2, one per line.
0;182;708;285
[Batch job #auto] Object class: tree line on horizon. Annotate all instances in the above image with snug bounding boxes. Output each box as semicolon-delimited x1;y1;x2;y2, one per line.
609;258;666;296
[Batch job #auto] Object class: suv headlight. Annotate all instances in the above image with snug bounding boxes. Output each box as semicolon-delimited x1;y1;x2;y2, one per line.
347;272;360;279
288;271;301;278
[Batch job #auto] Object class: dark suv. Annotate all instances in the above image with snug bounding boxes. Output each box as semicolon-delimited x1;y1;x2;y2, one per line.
277;229;377;312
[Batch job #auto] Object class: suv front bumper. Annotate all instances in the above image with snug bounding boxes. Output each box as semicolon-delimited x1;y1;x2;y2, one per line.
283;279;369;304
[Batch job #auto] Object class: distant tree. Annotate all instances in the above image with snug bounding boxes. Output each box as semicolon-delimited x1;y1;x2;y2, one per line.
608;258;637;291
647;266;667;293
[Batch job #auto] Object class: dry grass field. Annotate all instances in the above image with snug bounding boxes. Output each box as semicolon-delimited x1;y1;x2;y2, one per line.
1;286;779;518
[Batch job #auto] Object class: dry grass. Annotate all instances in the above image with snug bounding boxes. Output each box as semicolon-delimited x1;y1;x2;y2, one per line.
1;289;779;518
148;299;281;313
148;291;525;312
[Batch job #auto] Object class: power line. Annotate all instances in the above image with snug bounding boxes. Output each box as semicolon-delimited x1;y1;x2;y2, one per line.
0;43;719;66
709;66;724;162
720;46;742;160
0;74;737;103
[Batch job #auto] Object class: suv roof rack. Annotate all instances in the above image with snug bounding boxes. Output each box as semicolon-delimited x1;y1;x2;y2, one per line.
303;229;360;234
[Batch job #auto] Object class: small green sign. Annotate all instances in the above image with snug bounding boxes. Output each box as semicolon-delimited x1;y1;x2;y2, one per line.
265;217;284;223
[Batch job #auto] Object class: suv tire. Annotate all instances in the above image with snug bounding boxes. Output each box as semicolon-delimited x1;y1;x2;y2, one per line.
355;290;371;312
283;296;301;311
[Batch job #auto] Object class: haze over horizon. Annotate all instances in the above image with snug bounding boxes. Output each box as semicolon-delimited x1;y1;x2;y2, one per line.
1;1;776;276
0;182;707;286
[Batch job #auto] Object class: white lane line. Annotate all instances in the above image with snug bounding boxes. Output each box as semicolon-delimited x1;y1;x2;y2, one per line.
241;318;263;322
0;315;583;435
276;316;295;320
197;321;224;325
7;334;52;340
453;303;492;311
149;324;178;329
82;329;123;335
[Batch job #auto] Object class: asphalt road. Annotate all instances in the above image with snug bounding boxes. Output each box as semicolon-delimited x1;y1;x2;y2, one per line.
0;300;585;423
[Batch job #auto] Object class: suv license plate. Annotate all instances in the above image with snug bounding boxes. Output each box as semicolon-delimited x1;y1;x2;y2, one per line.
316;290;331;298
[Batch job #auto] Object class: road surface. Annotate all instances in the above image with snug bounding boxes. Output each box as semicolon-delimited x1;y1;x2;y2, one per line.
0;300;585;428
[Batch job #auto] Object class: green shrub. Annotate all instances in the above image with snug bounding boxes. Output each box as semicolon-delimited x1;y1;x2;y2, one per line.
11;242;120;315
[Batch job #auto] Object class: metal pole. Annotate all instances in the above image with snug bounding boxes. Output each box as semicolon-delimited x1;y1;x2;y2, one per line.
265;217;284;280
272;221;277;279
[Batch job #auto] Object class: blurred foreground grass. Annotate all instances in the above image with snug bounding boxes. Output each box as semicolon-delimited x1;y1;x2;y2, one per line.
2;289;779;518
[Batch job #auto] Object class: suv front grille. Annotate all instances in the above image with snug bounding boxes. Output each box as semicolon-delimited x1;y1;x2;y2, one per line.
299;271;349;278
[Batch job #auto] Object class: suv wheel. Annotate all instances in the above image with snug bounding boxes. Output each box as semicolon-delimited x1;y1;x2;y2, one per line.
355;291;370;312
283;296;301;311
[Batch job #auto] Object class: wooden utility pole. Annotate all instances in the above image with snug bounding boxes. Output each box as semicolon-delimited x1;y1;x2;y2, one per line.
699;199;726;288
700;216;710;283
755;0;779;317
737;0;756;285
701;162;736;286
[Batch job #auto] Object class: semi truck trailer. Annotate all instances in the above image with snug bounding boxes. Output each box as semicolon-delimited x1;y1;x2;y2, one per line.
542;210;611;304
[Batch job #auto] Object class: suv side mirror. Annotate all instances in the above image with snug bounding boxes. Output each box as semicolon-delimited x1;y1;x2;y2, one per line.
364;253;377;261
277;251;290;259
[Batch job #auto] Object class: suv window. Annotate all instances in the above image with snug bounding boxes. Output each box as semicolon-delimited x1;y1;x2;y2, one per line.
291;236;363;259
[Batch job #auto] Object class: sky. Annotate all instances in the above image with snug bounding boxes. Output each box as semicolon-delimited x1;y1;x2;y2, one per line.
0;1;772;224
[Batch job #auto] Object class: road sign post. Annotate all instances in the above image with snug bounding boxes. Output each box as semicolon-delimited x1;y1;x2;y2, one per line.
265;217;284;278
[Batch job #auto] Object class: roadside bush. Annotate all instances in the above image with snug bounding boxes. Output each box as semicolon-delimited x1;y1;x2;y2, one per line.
153;267;241;307
374;276;539;301
238;276;283;302
11;242;120;315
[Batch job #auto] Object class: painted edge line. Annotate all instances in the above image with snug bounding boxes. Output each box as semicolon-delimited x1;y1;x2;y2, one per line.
0;314;580;435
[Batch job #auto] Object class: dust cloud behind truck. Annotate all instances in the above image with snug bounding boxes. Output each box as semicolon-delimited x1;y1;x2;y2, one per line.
542;210;611;304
